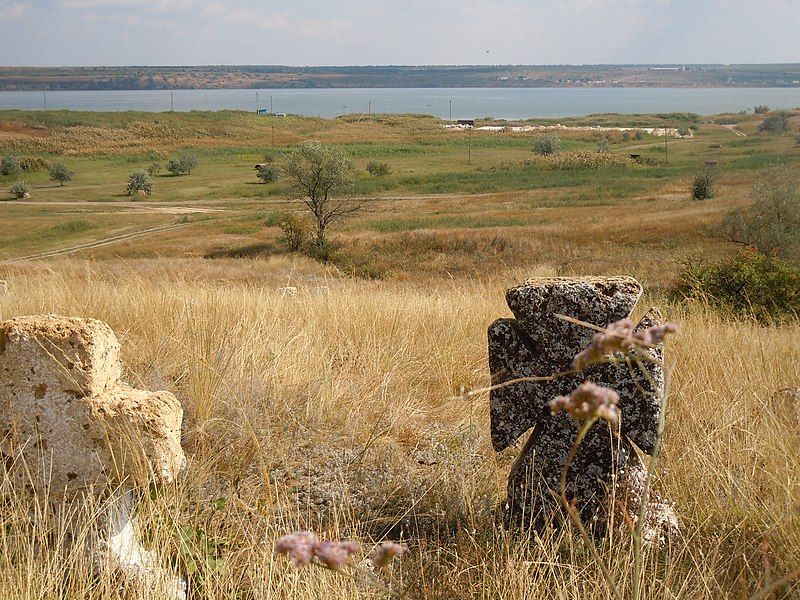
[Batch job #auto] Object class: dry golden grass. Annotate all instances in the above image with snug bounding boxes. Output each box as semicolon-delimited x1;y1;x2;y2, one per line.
1;258;798;599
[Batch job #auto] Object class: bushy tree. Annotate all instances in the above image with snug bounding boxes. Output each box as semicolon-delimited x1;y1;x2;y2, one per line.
147;162;162;176
677;127;691;137
256;164;278;184
9;181;29;199
594;139;610;153
691;171;715;200
1;155;21;178
48;162;73;186
167;151;199;176
634;130;646;141
758;112;790;135
282;141;360;250
718;166;799;261
754;105;770;115
127;170;154;196
366;160;391;178
532;133;562;156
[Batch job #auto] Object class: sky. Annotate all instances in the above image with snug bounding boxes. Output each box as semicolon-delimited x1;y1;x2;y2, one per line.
0;0;798;66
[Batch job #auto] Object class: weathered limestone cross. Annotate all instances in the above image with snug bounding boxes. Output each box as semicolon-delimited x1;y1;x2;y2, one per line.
488;277;677;540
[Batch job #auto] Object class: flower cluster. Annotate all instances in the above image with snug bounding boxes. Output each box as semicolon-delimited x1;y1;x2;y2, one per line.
275;531;360;571
573;319;680;370
371;541;405;569
549;381;620;426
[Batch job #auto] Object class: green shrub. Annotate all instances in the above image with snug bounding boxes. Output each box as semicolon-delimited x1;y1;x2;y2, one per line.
1;156;21;178
147;162;162;176
718;166;799;261
256;164;278;184
48;162;73;186
18;156;49;172
366;160;391;178
532;133;562;156
127;170;154;196
677;127;691;137
758;112;790;135
754;105;770;115
691;171;715;200
594;139;610;153
634;131;646;141
167;151;199;176
671;251;800;323
9;181;29;199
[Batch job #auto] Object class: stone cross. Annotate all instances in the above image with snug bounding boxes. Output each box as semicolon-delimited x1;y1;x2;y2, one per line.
488;277;678;541
1;315;187;598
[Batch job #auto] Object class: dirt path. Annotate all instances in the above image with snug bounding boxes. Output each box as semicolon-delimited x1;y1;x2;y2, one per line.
721;124;747;137
1;222;194;263
1;200;224;214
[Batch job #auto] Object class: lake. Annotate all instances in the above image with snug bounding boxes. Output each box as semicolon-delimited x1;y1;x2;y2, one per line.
2;87;800;119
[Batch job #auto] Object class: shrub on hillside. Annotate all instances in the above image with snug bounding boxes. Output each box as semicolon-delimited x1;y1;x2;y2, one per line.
49;162;73;186
717;166;799;261
167;151;199;176
532;133;562;156
758;112;790;135
9;181;30;199
147;162;162;176
754;105;770;115
594;139;610;153
366;160;391;178
256;164;278;184
672;251;800;323
1;155;21;178
277;213;309;251
677;127;691;137
18;156;49;172
126;170;153;196
691;171;715;200
634;130;646;141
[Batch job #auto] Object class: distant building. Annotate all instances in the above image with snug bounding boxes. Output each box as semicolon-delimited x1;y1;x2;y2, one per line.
457;119;475;127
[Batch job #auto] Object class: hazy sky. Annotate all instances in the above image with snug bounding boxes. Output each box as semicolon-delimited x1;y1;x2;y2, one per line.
1;0;798;66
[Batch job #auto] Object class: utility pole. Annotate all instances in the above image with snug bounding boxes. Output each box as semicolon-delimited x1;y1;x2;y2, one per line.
256;91;259;113
468;126;472;164
368;100;371;116
449;99;452;122
43;87;47;111
270;95;273;114
272;124;275;147
170;90;174;112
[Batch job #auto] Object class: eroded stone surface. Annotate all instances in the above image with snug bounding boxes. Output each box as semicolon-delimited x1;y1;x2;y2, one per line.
0;315;186;598
488;277;677;538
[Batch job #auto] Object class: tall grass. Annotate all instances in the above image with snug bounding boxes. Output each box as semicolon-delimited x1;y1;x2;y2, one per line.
0;259;798;598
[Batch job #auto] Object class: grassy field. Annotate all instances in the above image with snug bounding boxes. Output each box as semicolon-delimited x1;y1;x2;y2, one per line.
0;108;799;598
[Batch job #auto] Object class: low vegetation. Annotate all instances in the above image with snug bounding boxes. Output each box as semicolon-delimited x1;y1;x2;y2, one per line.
532;133;562;155
691;170;715;200
126;170;153;196
8;181;29;199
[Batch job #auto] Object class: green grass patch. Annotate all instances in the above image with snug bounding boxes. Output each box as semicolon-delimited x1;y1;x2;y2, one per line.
369;214;545;232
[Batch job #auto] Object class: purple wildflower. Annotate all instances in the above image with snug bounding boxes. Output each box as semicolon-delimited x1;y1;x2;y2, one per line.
314;540;361;571
371;542;406;569
573;319;680;370
275;532;360;571
549;381;620;426
275;531;318;567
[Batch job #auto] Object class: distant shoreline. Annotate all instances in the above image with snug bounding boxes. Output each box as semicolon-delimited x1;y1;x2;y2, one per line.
2;64;799;92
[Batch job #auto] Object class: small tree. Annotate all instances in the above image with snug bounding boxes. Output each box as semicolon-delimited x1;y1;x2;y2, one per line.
717;166;799;261
1;156;21;178
754;105;770;115
532;133;562;156
758;112;790;135
281;141;360;251
634;130;646;141
127;170;154;196
691;171;715;200
9;181;29;199
366;160;391;178
277;213;309;251
677;127;691;137
147;162;162;176
48;162;73;186
256;164;278;184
